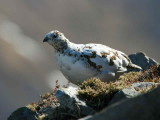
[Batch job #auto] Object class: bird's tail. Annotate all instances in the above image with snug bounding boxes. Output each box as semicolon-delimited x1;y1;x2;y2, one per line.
127;63;142;72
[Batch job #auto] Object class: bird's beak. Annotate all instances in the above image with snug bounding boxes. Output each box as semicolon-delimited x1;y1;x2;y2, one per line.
43;37;48;42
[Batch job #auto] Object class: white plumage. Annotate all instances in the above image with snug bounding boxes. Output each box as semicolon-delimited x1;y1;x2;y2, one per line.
43;30;141;84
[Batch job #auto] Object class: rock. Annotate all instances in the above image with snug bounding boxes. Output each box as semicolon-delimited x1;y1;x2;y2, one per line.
81;86;160;120
129;52;159;70
109;82;158;105
55;86;96;117
8;107;37;120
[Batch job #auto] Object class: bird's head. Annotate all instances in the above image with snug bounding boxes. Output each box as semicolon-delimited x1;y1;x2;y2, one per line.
43;30;69;50
43;30;66;44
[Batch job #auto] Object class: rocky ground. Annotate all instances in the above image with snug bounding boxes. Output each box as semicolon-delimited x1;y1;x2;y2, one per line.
8;53;160;120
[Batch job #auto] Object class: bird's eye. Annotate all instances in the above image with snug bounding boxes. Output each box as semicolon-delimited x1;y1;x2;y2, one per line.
53;34;57;38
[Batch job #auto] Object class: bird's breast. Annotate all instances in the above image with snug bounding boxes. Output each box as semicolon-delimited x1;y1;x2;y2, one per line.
55;52;99;84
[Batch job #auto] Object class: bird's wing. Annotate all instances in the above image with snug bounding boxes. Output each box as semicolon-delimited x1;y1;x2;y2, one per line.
81;44;131;72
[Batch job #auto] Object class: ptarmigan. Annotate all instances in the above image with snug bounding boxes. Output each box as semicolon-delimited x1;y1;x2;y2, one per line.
43;30;141;84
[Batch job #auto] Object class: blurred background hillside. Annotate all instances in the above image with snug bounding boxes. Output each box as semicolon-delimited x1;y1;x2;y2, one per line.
0;0;159;119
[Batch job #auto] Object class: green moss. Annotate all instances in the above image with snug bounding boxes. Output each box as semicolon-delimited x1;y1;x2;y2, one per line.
78;72;141;110
78;65;160;111
78;78;127;110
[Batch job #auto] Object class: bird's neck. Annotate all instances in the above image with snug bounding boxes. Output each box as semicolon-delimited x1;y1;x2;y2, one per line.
53;38;70;53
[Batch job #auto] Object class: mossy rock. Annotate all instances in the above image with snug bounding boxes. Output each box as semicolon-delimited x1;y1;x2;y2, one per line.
78;65;160;111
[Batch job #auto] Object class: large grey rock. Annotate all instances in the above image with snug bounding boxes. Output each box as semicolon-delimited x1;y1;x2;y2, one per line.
55;86;95;117
129;52;159;70
81;86;160;120
8;107;37;120
109;82;158;105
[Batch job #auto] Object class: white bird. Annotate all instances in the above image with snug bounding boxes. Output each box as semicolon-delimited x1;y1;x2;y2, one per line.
43;30;141;85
